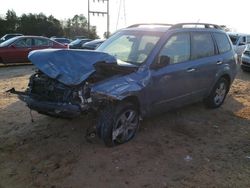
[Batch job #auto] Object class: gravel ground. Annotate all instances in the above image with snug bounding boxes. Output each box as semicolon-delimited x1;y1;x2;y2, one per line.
0;65;249;188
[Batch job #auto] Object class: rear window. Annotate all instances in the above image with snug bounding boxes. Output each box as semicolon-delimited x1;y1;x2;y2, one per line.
191;32;215;60
213;33;231;54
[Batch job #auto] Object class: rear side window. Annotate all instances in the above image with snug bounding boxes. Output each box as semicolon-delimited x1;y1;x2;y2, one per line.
213;33;231;54
191;33;215;60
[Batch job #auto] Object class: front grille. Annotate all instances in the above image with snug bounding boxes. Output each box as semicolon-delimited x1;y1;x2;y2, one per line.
29;73;72;102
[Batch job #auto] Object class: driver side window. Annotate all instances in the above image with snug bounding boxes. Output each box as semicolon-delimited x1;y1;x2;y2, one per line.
159;33;190;64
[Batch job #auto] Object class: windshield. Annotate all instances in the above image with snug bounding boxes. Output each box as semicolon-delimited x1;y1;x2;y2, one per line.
70;39;81;45
229;35;239;45
0;37;19;47
55;38;70;44
97;31;161;65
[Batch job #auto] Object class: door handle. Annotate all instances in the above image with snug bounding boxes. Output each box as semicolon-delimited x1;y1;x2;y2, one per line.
217;61;223;65
186;68;196;72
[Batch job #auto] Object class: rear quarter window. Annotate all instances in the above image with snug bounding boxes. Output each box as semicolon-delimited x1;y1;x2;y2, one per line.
214;33;231;54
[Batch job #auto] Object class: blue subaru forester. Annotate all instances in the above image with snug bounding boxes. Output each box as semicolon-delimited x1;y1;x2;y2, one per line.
10;23;237;146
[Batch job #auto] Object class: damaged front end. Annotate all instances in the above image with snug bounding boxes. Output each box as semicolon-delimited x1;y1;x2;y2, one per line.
9;70;93;118
8;49;138;118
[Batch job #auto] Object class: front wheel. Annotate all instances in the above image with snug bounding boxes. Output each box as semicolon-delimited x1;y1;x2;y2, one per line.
204;77;229;108
96;102;139;147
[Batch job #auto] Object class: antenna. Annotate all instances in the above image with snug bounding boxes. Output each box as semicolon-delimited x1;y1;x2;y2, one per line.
116;0;127;30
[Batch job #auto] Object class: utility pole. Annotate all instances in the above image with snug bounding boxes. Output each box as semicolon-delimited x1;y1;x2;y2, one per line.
88;0;110;38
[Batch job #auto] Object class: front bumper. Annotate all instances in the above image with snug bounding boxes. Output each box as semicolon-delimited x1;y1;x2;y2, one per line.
8;88;82;118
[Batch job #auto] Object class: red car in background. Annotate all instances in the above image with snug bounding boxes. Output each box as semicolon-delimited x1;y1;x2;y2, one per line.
0;36;67;64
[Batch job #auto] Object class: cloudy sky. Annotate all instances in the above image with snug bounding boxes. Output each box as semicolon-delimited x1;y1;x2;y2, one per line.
1;0;250;37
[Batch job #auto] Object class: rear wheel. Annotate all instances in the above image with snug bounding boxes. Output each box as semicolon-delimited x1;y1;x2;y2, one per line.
96;102;139;147
204;77;229;108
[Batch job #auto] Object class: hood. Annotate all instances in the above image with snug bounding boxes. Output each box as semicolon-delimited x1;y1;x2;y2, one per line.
28;49;117;86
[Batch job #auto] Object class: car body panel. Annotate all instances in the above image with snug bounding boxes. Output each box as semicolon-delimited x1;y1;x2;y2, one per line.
28;49;117;85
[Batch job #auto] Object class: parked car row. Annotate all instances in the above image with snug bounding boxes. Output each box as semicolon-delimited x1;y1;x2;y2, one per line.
0;36;67;64
0;34;105;64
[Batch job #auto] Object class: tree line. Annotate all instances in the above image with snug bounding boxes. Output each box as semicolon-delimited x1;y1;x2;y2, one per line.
0;10;99;39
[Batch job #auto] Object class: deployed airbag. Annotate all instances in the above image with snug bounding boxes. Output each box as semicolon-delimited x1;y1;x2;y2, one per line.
28;49;117;86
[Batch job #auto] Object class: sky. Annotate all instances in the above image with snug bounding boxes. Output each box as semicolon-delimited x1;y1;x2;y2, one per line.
1;0;250;38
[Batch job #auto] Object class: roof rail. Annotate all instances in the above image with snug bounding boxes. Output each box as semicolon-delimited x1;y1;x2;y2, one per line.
127;23;173;28
169;23;222;30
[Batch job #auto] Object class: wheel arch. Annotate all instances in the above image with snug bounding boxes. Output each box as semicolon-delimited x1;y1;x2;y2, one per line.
220;74;231;85
122;96;141;113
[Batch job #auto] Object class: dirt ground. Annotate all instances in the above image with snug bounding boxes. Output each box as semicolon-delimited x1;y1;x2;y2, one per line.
0;65;249;188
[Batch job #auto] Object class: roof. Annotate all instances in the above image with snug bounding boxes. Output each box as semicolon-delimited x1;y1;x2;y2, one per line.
124;23;224;33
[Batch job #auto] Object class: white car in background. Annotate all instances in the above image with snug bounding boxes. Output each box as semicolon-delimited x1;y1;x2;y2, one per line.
228;33;250;63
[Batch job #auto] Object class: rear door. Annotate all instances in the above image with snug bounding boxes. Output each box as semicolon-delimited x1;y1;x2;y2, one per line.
187;32;219;97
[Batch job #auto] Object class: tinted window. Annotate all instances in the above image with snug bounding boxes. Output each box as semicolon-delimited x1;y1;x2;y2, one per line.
191;33;215;60
159;33;190;64
214;33;231;54
14;38;32;47
34;38;50;47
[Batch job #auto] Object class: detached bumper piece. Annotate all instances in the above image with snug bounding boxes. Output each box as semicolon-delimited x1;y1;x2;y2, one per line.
7;88;81;118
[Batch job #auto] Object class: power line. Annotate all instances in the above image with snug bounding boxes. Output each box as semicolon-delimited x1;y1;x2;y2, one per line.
116;0;127;30
88;0;110;37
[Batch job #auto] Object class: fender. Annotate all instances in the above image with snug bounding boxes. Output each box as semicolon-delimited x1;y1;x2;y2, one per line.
206;63;235;97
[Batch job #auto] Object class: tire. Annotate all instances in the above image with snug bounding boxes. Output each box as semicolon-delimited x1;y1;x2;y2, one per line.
204;77;229;109
96;102;139;147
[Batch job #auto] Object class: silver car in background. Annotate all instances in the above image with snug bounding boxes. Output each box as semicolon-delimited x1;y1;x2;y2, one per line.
228;33;250;63
241;45;250;71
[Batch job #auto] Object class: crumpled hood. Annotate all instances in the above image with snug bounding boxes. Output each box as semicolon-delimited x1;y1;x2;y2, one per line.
28;49;117;86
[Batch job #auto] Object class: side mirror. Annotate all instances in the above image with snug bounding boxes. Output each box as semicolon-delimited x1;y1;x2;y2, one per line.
151;55;170;69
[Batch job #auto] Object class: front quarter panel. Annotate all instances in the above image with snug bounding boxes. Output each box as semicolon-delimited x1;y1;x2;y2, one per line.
90;70;150;105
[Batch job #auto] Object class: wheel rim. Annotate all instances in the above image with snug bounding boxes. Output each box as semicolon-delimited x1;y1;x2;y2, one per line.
214;82;227;105
112;109;139;143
